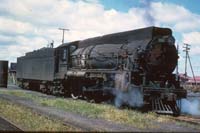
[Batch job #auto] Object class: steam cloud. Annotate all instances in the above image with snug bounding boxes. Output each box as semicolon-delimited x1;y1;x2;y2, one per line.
112;72;144;108
181;98;200;116
113;85;144;108
140;0;155;25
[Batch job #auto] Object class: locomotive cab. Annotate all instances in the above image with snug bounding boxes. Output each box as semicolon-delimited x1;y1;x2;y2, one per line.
55;41;79;77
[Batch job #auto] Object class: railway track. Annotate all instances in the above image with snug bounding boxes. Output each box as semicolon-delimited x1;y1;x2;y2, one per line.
172;115;200;125
0;86;200;131
0;116;22;131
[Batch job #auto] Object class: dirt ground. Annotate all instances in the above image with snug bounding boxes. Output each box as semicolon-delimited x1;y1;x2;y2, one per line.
0;86;199;132
0;116;21;131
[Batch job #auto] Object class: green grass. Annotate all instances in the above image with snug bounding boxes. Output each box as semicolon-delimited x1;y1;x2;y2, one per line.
0;89;163;129
0;89;199;130
0;99;79;131
38;97;160;128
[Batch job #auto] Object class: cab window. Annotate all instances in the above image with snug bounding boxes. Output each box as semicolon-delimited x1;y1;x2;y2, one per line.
62;48;67;60
70;45;77;53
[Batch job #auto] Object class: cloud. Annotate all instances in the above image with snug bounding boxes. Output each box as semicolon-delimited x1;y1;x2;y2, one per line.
151;2;200;32
0;0;154;63
1;0;151;32
0;0;200;74
0;36;47;61
0;34;13;43
183;32;200;46
0;17;35;35
182;32;200;55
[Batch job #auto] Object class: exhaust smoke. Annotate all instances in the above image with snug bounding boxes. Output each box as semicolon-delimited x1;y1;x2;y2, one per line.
112;85;144;108
181;98;200;116
112;72;144;108
140;0;155;25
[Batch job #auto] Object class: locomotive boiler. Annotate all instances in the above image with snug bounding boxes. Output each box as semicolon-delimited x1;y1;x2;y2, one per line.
17;26;187;115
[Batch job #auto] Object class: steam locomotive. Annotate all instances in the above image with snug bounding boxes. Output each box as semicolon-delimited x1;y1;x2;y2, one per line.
17;27;187;115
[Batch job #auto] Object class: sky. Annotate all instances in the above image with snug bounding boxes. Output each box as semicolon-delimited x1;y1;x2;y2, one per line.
0;0;200;76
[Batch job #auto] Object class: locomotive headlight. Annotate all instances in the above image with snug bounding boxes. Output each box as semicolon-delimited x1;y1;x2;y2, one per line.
158;36;175;45
158;38;165;43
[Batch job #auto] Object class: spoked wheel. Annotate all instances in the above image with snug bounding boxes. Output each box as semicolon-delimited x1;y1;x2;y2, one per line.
70;85;82;99
71;92;79;100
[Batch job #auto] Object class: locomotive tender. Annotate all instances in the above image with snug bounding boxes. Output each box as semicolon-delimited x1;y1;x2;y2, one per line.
17;26;187;115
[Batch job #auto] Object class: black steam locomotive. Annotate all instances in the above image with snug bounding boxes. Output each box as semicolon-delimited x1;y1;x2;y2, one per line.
17;27;187;115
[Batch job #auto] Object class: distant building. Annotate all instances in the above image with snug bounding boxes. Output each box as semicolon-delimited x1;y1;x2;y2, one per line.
187;76;200;85
179;73;190;84
9;63;17;74
178;73;199;85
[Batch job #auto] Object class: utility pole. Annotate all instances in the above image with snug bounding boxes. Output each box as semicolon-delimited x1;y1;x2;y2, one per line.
58;28;69;44
183;43;196;85
183;43;190;78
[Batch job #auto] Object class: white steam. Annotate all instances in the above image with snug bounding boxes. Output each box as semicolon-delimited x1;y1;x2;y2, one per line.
112;72;144;108
113;85;144;108
181;98;200;116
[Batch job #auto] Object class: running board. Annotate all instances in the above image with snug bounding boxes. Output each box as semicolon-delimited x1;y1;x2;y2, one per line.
152;99;180;115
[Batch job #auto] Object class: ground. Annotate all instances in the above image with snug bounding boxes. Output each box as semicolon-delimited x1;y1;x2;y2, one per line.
0;116;21;131
0;85;199;132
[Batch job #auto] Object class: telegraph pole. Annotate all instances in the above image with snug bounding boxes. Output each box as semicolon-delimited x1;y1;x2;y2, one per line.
58;28;69;44
183;43;190;78
183;43;196;85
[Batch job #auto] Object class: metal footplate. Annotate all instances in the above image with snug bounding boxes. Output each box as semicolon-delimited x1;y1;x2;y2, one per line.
152;98;180;115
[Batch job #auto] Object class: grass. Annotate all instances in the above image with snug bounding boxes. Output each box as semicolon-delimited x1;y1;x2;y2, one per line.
0;89;163;129
0;88;199;130
38;98;160;128
0;99;79;131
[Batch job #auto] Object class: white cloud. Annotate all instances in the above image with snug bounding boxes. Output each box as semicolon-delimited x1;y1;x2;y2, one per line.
0;0;200;73
151;2;200;32
151;2;190;23
1;0;150;32
0;34;13;42
174;21;200;32
0;17;35;35
182;32;200;54
183;32;200;46
0;0;152;63
0;36;47;62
